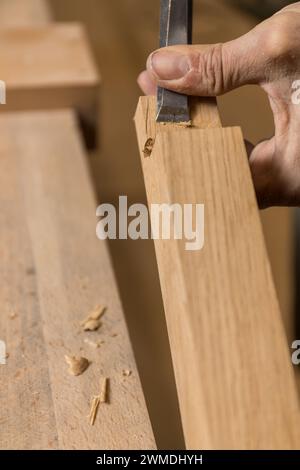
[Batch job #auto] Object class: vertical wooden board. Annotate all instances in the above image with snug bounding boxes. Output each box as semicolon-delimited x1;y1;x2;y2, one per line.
0;110;155;450
135;97;300;450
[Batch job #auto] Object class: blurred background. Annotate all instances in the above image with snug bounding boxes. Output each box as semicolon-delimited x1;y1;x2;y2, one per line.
36;0;299;447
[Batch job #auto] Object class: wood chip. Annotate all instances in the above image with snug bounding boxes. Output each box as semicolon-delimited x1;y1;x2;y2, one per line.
80;305;106;331
100;377;109;404
89;377;109;426
26;267;36;276
65;355;90;376
9;311;17;320
89;396;101;426
122;369;132;377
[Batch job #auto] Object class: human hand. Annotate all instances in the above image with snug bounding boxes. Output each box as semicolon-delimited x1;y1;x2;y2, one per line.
138;3;300;208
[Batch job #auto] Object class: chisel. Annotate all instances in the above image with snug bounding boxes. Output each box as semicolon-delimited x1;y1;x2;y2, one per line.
156;0;193;123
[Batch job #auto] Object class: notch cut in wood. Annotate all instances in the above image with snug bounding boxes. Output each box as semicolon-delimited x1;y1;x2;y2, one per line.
137;97;221;158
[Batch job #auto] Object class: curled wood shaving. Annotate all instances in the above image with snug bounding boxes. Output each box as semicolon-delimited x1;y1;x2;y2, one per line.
122;369;132;377
80;305;106;332
65;355;90;376
89;377;109;426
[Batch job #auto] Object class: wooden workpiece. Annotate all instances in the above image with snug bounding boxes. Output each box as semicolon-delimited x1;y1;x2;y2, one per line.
0;110;155;450
135;96;300;449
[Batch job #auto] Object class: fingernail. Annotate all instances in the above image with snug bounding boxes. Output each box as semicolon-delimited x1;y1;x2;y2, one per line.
148;51;190;81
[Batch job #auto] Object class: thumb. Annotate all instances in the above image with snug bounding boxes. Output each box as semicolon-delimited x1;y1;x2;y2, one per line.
146;35;267;96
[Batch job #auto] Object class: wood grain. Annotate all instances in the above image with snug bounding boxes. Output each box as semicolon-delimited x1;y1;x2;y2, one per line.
0;110;155;450
135;96;300;449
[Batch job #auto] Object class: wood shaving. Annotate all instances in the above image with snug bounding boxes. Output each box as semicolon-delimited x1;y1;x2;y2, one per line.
65;355;90;376
89;396;101;426
84;338;103;349
80;305;106;332
89;377;109;426
122;369;132;377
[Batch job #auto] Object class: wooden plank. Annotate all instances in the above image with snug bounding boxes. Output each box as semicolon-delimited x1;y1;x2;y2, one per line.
0;0;51;26
0;24;99;141
135;96;300;450
0;110;155;450
0;24;98;89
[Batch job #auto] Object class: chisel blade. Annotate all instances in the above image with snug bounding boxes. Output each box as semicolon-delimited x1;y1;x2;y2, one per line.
156;0;193;123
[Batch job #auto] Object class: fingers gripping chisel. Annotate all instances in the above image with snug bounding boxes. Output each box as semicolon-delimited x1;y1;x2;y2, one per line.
156;0;193;123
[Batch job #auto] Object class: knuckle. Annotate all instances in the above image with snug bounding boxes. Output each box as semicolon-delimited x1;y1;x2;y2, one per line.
263;16;293;61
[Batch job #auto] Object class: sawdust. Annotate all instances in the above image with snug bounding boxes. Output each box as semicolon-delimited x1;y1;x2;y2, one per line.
89;377;109;425
160;120;192;128
80;305;106;332
65;355;90;376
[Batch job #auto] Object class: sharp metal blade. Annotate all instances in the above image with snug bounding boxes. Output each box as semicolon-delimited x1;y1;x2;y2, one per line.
156;0;193;123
